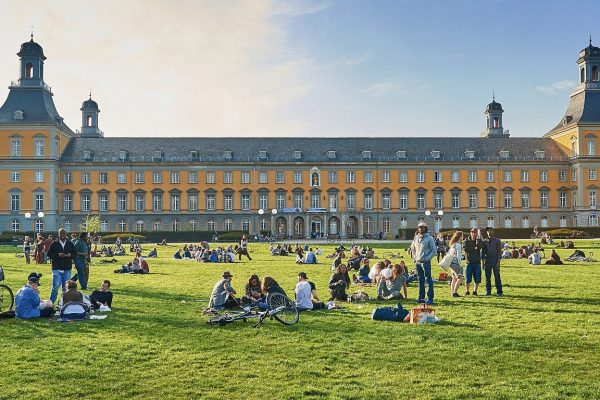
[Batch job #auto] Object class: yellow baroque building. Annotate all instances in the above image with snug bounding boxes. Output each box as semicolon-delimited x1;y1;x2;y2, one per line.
2;37;600;238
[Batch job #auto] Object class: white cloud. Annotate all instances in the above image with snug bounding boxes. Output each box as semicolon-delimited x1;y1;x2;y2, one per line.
536;80;576;94
360;81;399;97
271;0;331;16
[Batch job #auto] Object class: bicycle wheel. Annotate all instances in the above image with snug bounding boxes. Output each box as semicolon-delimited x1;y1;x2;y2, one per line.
382;252;393;259
0;284;14;312
206;311;248;326
267;292;299;326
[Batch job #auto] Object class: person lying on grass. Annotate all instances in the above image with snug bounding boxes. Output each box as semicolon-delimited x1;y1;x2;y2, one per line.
15;272;54;319
328;264;351;301
114;257;149;274
204;271;238;313
90;280;113;309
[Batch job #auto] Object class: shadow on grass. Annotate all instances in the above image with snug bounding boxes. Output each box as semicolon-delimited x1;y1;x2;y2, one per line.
437;320;480;328
504;284;561;290
466;299;600;315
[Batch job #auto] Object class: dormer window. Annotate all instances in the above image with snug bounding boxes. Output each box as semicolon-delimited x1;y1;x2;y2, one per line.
534;150;546;160
563;116;573;126
153;150;164;161
118;150;128;161
499;150;510;159
224;150;232;160
430;150;440;159
362;150;372;160
83;150;92;161
258;150;268;159
396;150;406;159
293;150;302;160
190;150;198;159
327;150;336;159
13;110;24;120
465;150;475;159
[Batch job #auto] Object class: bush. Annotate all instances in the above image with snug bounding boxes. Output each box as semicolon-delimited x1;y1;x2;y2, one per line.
101;233;146;242
217;231;249;241
545;229;590;239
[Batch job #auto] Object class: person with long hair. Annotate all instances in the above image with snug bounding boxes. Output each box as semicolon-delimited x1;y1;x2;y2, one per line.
261;276;287;296
377;264;407;300
328;264;351;301
242;274;264;305
448;230;464;297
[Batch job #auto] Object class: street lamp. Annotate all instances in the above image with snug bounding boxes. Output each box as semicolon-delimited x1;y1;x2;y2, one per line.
271;208;278;215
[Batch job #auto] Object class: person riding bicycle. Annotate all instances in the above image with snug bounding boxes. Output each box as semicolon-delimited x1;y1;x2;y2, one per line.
205;271;238;314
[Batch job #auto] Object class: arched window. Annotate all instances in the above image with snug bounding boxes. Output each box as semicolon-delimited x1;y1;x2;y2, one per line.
224;218;233;231
26;63;33;78
581;67;586;83
522;216;530;228
207;219;215;232
64;219;72;233
35;219;44;233
86;115;92;127
452;216;460;228
311;172;320;187
136;220;144;232
101;220;108;232
469;216;478;229
589;214;598;227
189;219;197;231
541;216;549;228
504;216;512;228
242;218;250;232
260;218;268;231
588;139;596;156
153;219;162;231
493;117;499;128
559;215;567;228
593;66;599;82
118;219;127;232
400;217;408;229
487;216;495;228
171;219;179;232
11;219;20;232
364;217;373;235
382;217;390;234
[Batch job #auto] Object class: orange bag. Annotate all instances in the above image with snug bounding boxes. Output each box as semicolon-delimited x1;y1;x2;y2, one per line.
410;304;436;324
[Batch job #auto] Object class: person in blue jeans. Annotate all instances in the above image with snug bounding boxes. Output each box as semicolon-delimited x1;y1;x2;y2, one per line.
46;228;77;303
73;232;89;290
482;227;503;297
410;222;437;304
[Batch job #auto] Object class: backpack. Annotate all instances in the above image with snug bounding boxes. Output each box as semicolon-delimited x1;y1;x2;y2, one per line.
372;303;409;322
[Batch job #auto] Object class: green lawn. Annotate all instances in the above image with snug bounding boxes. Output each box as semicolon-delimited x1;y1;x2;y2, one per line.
0;241;599;400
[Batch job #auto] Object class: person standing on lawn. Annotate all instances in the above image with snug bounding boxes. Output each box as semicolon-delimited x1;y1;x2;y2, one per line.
463;228;484;296
482;227;503;297
237;235;252;261
46;228;77;303
409;222;437;305
73;232;89;290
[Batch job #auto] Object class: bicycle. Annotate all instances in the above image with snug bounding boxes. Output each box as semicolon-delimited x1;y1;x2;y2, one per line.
0;266;15;312
207;292;299;327
382;251;403;260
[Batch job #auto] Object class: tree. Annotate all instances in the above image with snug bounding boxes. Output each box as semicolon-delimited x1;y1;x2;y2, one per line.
80;215;101;233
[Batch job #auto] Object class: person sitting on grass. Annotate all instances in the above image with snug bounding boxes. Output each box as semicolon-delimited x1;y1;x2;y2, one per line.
328;264;351;301
355;258;371;284
545;249;564;265
241;274;264;306
147;248;158;258
295;272;314;311
377;264;407;300
304;248;318;264
261;276;287;297
528;249;542;265
368;261;383;285
295;248;304;264
15;272;54;319
205;271;238;314
183;247;192;259
90;280;113;309
59;280;89;320
331;252;345;271
173;249;183;260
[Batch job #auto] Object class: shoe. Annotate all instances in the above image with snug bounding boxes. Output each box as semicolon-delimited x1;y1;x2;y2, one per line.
425;299;434;305
416;299;426;303
485;292;491;296
465;291;470;295
497;293;503;297
473;291;478;296
452;293;461;298
376;295;384;300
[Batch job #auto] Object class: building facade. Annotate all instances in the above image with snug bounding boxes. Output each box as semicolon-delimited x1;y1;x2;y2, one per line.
2;38;600;238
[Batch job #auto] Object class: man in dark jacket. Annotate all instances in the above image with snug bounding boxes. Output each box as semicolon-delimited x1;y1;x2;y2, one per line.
463;228;484;295
482;227;503;297
46;228;77;303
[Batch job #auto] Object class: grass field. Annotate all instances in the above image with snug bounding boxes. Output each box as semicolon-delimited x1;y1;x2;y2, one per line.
1;241;599;400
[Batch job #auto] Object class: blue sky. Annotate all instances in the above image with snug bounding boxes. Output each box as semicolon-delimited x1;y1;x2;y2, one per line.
0;0;598;137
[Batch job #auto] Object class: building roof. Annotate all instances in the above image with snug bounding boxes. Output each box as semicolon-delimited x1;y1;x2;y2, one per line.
17;38;46;60
578;43;600;62
486;100;503;112
60;136;568;163
81;98;99;111
546;89;600;136
0;85;73;130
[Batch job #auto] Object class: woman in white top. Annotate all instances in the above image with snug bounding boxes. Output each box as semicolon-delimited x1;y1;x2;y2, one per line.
448;231;464;298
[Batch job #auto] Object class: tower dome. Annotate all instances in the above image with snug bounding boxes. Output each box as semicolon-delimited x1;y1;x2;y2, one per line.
81;98;99;111
17;37;46;60
486;99;503;112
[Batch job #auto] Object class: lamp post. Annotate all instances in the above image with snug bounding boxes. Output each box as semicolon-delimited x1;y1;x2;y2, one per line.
271;208;279;238
257;208;264;240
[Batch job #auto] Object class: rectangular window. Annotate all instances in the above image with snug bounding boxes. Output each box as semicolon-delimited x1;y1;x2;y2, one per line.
153;172;162;184
451;171;460;183
259;172;268;184
188;171;198;184
206;172;215;184
62;172;71;184
35;170;44;183
293;194;303;209
589;169;597;180
346;171;355;183
224;194;233;211
153;194;163;211
99;172;108;184
10;194;20;211
468;171;477;183
171;172;180;184
572;169;577;182
135;194;145;212
539;170;548;182
81;194;90;212
11;138;22;157
117;194;126;212
399;171;408;183
241;171;250;184
590;191;597;207
558;170;566;181
294;171;302;184
417;171;425;183
364;193;373;210
311;194;320;208
416;193;425;209
206;194;215;211
487;193;495;209
382;193;391;209
486;171;495;183
11;171;20;183
540;192;548;208
81;172;90;184
328;171;338;183
35;139;45;156
521;170;529;182
521;193;530;209
135;172;144;184
573;192;577;207
399;193;408;210
559;192;567;208
99;194;109;212
346;193;355;210
188;194;198;211
259;193;268;210
276;193;286;209
451;193;460;209
468;193;478;208
504;193;512;209
276;171;284;184
171;194;180;211
434;193;443;209
329;194;338;210
503;171;512;183
63;195;72;212
223;172;232;184
364;171;373;183
381;171;390;183
242;194;250;211
434;171;442;183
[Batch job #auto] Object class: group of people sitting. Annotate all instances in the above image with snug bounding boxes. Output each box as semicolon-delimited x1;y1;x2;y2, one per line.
14;272;113;320
90;244;126;258
114;253;150;274
352;259;412;300
501;242;545;259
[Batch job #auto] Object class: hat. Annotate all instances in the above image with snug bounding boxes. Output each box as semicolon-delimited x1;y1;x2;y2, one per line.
28;272;42;285
223;271;233;278
418;222;428;227
298;272;308;279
